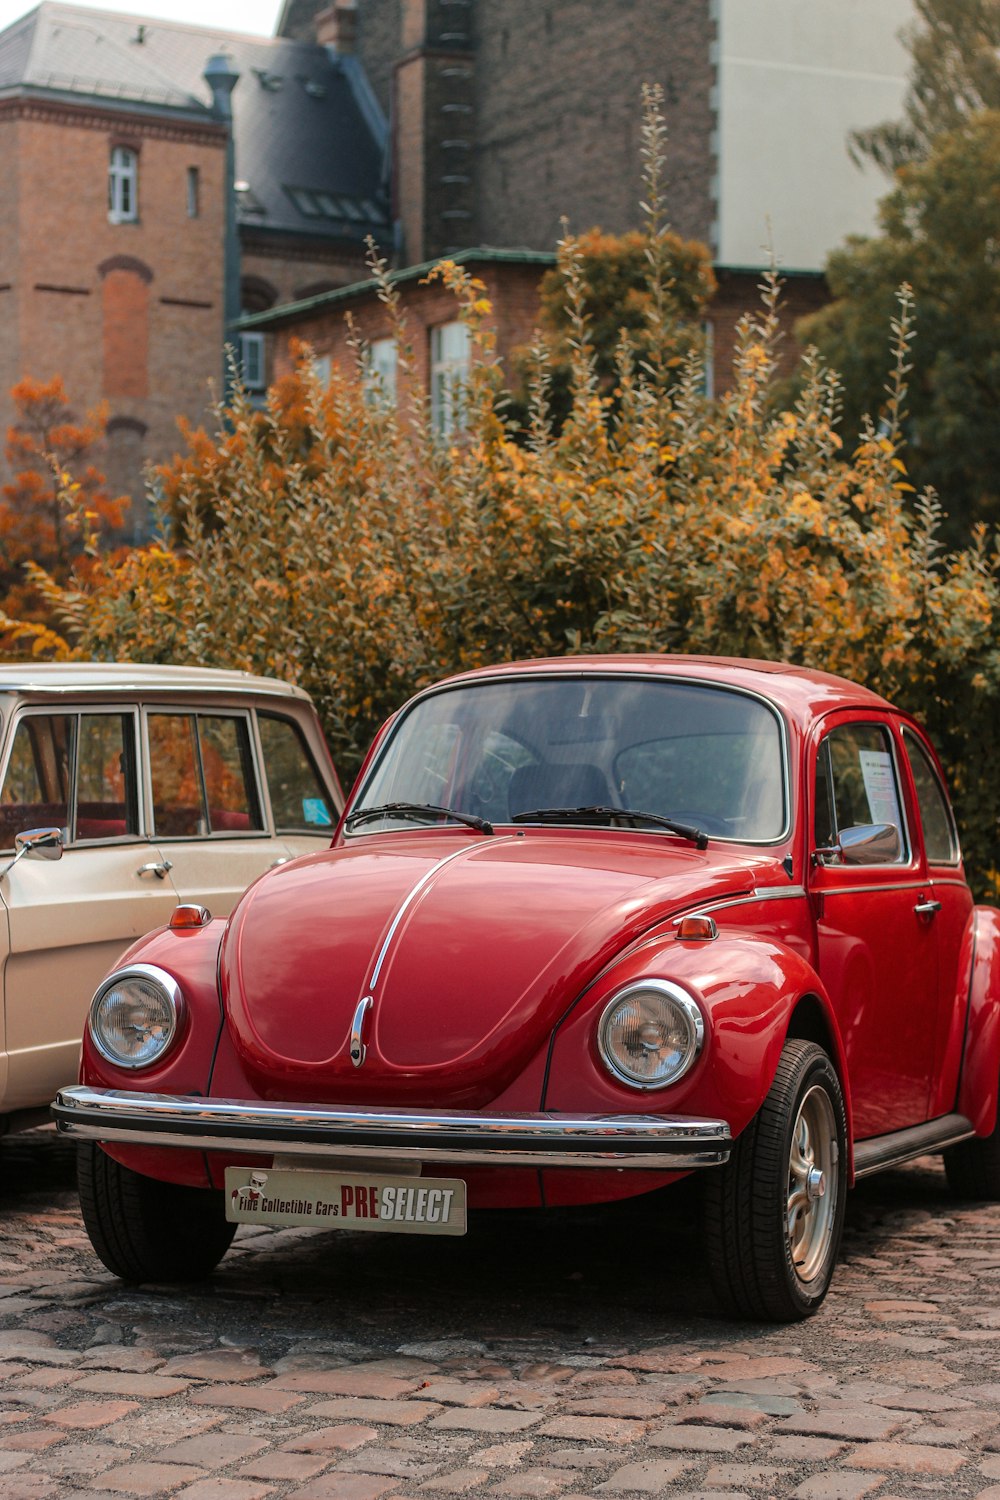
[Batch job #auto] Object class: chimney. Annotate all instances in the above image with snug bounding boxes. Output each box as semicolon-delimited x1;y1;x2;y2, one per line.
316;2;357;54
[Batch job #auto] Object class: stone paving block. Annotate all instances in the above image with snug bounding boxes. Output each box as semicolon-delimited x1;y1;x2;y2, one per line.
535;1416;651;1444
282;1425;380;1454
158;1352;272;1382
0;1478;61;1500
41;1399;139;1431
16;1365;82;1390
72;1373;193;1399
775;1409;905;1442
154;1433;271;1466
648;1424;756;1453
593;1457;694;1491
412;1380;500;1407
107;1411;226;1449
170;1483;274;1500
238;1449;332;1480
486;1472;581;1498
189;1384;308;1413
792;1476;886;1500
417;1471;492;1494
272;1370;424;1399
469;1443;534;1468
337;1447;441;1479
0;1451;32;1471
2;1427;68;1451
845;1440;969;1474
77;1348;166;1374
428;1410;538;1435
88;1460;208;1493
675;1402;773;1430
307;1398;444;1426
559;1396;667;1420
287;1476;408;1499
770;1435;848;1462
704;1464;794;1488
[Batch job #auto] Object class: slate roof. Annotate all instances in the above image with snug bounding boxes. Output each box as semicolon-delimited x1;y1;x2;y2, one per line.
0;2;390;244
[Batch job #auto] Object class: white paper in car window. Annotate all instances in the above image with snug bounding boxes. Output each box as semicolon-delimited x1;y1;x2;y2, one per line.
858;749;901;828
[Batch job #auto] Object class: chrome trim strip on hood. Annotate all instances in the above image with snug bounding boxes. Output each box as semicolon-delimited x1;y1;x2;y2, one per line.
53;1086;731;1170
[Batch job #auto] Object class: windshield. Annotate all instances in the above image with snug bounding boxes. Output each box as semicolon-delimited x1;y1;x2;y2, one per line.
352;675;787;842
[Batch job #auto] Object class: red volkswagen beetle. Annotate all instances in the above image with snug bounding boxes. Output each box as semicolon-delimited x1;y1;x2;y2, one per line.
53;656;1000;1321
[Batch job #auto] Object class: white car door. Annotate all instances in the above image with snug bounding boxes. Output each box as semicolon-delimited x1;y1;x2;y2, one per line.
0;707;179;1114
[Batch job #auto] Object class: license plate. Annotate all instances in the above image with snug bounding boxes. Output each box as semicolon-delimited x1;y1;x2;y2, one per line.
224;1166;467;1235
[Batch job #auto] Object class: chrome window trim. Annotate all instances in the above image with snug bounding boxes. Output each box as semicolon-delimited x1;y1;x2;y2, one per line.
347;670;793;847
900;725;962;868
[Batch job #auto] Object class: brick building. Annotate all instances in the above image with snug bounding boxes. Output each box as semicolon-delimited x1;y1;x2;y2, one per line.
264;0;913;395
0;1;390;534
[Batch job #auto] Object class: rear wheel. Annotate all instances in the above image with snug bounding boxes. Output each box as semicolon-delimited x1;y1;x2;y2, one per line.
78;1144;236;1282
704;1039;847;1321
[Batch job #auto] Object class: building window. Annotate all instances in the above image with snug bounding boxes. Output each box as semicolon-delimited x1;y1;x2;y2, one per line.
702;320;715;399
187;166;200;218
430;320;470;436
108;146;138;223
239;332;266;391
364;337;397;407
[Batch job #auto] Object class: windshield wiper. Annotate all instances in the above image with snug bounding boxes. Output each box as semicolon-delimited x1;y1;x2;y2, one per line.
510;805;708;849
344;801;494;835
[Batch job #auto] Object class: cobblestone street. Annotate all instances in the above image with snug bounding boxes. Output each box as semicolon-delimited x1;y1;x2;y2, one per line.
3;1129;1000;1499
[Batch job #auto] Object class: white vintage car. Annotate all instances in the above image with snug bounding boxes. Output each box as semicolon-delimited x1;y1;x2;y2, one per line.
0;663;341;1133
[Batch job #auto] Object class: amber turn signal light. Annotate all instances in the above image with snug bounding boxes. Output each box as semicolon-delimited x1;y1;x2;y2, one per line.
674;914;718;941
169;904;212;929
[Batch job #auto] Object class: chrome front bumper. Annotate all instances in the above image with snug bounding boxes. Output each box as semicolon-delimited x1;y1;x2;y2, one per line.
53;1086;731;1170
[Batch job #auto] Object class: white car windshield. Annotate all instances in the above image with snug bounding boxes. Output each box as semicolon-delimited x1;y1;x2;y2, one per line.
351;675;787;843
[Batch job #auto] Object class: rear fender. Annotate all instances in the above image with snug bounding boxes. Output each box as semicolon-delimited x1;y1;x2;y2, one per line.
542;932;854;1165
956;906;1000;1135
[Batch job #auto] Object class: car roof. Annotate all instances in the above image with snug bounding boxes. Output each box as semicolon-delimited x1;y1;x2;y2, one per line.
0;661;312;702
431;654;895;723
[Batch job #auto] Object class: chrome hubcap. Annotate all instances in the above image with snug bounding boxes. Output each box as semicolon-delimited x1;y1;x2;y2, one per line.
786;1084;838;1286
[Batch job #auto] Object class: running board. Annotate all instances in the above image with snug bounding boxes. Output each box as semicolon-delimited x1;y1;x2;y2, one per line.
854;1113;975;1179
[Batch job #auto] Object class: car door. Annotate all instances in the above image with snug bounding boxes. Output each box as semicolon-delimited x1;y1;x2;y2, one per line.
808;713;940;1138
143;707;285;915
0;707;180;1114
900;725;973;1117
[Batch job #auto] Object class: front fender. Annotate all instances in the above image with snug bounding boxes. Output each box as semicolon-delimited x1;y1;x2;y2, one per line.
542;931;851;1156
956;906;1000;1135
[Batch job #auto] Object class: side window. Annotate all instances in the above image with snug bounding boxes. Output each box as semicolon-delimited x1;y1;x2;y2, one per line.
149;714;203;836
0;715;73;850
200;716;263;832
816;722;907;864
258;714;333;833
904;729;959;864
149;713;263;837
75;714;137;840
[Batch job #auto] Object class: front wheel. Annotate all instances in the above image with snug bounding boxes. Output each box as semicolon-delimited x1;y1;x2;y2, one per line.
704;1039;847;1321
78;1144;236;1282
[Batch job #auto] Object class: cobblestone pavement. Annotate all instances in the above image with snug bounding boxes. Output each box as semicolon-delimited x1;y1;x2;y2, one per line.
4;1130;1000;1500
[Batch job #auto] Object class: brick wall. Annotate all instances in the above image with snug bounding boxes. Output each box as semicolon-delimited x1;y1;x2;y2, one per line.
0;102;228;536
709;271;830;390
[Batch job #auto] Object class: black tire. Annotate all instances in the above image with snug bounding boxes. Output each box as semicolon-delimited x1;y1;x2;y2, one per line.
78;1144;236;1282
704;1039;847;1322
943;1111;1000;1199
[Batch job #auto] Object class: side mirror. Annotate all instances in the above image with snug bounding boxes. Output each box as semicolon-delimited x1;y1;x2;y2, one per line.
814;823;902;867
0;826;64;879
19;826;64;862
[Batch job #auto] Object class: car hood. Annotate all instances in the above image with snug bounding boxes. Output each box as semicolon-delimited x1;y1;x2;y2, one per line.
220;831;786;1105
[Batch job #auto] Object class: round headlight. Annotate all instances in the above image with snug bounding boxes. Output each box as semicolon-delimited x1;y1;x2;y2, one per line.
597;980;704;1089
89;964;184;1070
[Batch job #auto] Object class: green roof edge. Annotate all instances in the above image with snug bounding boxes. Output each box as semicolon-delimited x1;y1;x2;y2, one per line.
236;246;559;331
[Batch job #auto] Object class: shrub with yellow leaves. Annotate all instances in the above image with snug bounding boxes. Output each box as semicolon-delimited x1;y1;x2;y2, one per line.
13;87;999;898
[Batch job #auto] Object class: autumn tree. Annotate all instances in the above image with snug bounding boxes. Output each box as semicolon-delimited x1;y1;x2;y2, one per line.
799;110;1000;537
850;0;1000;171
1;377;128;647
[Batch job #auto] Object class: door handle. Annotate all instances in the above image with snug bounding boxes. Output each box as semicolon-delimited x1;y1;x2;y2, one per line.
137;860;173;880
914;899;941;917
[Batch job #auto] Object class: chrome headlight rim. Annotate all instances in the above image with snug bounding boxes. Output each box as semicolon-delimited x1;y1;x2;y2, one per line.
597;979;705;1091
88;963;186;1071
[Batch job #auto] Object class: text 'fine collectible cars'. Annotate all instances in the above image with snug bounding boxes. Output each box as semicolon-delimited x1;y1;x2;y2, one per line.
53;656;1000;1321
